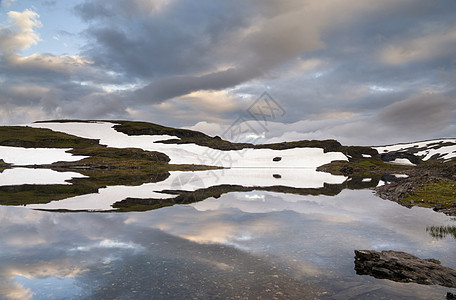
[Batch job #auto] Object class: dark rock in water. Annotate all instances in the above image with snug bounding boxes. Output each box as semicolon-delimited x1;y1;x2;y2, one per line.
448;292;456;300
273;174;281;179
273;157;282;162
354;250;456;288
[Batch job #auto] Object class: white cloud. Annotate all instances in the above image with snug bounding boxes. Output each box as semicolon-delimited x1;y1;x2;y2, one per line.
0;9;42;54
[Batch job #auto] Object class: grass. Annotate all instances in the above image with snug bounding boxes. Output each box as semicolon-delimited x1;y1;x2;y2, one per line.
400;180;456;210
0;124;222;172
0;126;99;148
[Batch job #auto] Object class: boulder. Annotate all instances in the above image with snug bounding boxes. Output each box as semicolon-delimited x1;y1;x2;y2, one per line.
354;250;456;288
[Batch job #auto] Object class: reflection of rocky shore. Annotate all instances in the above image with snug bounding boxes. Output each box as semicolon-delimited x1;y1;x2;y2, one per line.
112;177;381;212
354;250;456;288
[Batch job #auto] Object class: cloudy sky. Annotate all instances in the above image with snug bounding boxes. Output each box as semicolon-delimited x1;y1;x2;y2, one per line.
0;0;455;145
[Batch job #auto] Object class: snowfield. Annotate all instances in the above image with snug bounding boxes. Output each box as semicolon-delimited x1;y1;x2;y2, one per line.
25;168;347;211
0;168;86;186
374;139;456;161
0;146;88;165
30;122;348;167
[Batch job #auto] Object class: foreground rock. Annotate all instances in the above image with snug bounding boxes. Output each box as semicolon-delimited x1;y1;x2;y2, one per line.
354;250;456;288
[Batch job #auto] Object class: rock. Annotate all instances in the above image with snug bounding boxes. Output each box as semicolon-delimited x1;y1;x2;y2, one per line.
447;292;456;300
273;174;281;179
354;250;456;288
273;157;282;162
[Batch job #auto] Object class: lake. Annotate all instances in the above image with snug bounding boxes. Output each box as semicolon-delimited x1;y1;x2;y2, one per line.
1;168;455;299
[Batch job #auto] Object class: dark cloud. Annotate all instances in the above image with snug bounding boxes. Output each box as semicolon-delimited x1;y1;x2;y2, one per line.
379;94;456;133
0;0;455;144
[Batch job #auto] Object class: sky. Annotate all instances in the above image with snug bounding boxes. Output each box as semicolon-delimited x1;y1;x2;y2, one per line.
0;0;455;145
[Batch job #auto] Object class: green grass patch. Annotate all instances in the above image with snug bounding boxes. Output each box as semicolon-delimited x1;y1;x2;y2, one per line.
0;126;99;148
401;180;456;209
358;160;377;168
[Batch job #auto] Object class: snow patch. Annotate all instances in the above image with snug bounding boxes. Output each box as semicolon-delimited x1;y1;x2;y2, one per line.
0;146;87;165
0;168;86;186
30;122;347;167
374;139;456;161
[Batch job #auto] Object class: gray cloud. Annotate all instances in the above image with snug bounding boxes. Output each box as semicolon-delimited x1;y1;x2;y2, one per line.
0;0;455;144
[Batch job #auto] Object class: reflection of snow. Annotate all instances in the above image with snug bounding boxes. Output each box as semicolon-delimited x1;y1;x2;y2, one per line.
25;168;346;211
0;146;87;165
0;168;86;186
1;189;456;300
31;122;347;167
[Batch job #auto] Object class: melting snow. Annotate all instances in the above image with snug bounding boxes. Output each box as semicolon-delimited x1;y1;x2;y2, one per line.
0;146;87;166
31;122;348;167
0;168;86;186
374;139;456;161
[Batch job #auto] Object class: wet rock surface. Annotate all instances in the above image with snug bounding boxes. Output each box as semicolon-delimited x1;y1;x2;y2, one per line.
354;250;456;288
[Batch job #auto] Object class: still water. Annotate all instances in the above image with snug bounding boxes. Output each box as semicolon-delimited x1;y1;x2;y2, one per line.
1;169;455;299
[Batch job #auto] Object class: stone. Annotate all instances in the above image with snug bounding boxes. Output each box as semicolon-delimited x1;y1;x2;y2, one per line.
354;250;456;288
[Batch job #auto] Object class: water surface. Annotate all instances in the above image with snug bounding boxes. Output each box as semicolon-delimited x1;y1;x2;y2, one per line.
1;170;455;299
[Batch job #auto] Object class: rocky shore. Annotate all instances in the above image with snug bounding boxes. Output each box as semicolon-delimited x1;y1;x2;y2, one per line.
374;161;456;216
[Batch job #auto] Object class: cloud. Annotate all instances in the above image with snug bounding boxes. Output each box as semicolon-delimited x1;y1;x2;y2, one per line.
381;28;456;65
378;92;456;134
0;0;455;147
0;9;42;54
0;0;16;8
187;89;456;146
4;53;93;74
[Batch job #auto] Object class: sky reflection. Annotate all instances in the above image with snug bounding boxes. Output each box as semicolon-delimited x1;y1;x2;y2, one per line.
1;190;455;299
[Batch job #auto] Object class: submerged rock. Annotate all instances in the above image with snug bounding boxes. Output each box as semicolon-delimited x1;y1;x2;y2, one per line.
354;250;456;288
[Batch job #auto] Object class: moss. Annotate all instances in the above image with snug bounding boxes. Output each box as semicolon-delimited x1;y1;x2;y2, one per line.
400;180;456;210
358;160;377;168
0;126;99;148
